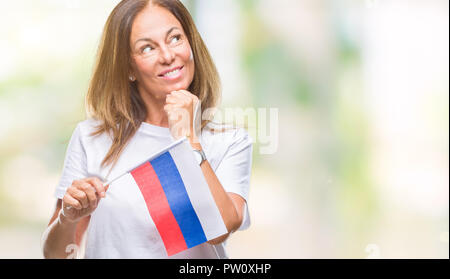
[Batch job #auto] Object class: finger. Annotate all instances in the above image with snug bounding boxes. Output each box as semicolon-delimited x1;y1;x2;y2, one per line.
166;91;179;98
176;90;197;101
170;90;190;100
63;194;82;210
164;105;176;118
178;90;193;99
179;91;199;109
166;94;181;104
79;182;98;208
180;93;194;107
164;104;174;112
168;98;189;108
165;105;187;118
86;177;106;198
67;187;89;209
167;111;180;122
170;103;187;109
189;93;199;105
173;90;190;100
165;98;180;105
175;91;194;107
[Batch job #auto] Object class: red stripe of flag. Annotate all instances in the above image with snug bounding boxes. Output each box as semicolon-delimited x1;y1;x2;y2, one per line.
130;162;187;256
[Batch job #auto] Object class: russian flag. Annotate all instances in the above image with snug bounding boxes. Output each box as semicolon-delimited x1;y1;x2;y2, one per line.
107;138;228;256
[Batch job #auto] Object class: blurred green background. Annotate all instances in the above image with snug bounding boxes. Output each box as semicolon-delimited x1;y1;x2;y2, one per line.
0;0;448;258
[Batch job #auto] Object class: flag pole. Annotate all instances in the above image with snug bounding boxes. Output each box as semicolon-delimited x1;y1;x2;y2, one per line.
102;136;187;187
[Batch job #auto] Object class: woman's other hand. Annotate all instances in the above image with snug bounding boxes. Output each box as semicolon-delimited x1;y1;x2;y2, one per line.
61;177;107;224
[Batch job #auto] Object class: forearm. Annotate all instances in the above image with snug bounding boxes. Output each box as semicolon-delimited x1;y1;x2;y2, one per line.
42;210;78;259
199;160;240;234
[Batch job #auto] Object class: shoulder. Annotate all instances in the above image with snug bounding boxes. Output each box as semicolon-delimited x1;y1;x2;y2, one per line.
201;122;253;169
202;122;253;149
76;118;103;136
68;118;113;149
72;118;114;143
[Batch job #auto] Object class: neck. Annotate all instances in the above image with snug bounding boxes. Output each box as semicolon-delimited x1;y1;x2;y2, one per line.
138;87;169;128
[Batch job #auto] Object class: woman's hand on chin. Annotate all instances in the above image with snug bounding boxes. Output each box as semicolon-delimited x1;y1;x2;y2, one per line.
164;90;201;148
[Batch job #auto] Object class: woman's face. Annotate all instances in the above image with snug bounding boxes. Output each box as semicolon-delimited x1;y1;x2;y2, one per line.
130;4;195;100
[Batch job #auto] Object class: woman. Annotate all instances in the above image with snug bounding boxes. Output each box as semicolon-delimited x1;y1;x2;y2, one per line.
41;0;252;259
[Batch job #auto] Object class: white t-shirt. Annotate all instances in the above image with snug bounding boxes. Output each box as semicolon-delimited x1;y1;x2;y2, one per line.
54;118;252;259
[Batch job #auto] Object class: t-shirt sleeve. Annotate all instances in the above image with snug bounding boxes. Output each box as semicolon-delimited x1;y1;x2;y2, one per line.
54;123;89;199
214;128;253;231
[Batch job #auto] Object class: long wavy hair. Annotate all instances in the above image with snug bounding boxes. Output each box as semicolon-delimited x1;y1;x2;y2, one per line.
85;0;221;174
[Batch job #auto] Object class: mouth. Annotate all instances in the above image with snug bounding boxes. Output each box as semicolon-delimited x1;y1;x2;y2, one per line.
158;66;184;79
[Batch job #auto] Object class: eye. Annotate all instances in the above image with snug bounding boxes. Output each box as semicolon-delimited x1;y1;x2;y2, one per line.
142;45;153;54
170;35;181;44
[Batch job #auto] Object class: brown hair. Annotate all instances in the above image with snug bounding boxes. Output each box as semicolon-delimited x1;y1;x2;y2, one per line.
85;0;221;175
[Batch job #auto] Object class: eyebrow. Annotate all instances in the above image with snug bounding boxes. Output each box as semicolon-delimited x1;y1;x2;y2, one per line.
133;27;180;47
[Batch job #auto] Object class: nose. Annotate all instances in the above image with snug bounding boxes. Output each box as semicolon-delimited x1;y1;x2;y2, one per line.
158;45;175;65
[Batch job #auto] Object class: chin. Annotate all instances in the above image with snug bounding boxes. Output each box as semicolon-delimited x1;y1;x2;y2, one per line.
167;82;190;93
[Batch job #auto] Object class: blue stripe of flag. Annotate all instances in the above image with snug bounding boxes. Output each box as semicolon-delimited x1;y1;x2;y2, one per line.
150;151;207;248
